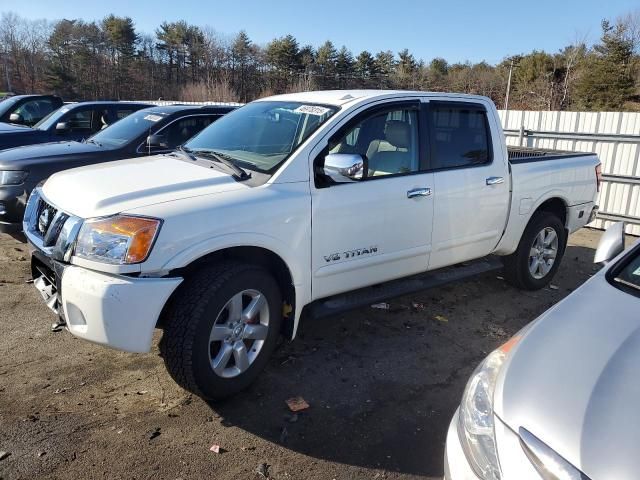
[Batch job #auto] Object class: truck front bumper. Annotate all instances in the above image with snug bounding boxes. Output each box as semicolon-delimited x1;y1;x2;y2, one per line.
31;252;182;353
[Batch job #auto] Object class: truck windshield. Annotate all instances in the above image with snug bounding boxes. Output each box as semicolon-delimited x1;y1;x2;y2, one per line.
88;110;168;147
184;101;338;173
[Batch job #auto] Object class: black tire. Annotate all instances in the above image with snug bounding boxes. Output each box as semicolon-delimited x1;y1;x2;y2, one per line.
159;261;282;401
503;211;567;290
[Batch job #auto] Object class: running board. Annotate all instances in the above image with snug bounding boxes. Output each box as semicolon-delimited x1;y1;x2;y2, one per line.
308;256;503;319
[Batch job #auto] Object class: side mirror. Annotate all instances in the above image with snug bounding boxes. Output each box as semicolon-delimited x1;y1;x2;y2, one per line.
323;153;367;183
55;121;70;133
594;222;625;264
147;134;168;149
9;113;23;124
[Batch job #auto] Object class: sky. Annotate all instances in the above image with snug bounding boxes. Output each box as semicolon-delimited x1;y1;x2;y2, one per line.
2;0;638;64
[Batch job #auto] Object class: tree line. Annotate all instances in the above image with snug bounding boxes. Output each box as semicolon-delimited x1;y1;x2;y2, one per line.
0;10;638;110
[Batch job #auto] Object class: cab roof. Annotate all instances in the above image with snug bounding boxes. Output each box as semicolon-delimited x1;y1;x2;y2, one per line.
258;89;492;107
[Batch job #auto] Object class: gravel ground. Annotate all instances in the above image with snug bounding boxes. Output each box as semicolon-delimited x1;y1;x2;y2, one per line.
0;228;620;480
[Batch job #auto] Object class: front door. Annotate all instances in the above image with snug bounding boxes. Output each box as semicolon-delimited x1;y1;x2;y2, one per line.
311;102;434;300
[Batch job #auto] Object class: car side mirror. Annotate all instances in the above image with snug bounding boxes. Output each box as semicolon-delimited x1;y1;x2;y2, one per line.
594;222;625;264
323;153;367;183
55;121;70;134
147;134;168;149
9;113;23;124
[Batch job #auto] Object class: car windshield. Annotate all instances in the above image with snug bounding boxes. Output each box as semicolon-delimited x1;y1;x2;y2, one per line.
88;109;168;147
0;96;19;116
614;248;640;294
34;106;68;131
184;101;338;173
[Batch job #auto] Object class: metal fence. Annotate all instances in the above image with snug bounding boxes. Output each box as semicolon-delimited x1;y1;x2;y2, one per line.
498;110;640;236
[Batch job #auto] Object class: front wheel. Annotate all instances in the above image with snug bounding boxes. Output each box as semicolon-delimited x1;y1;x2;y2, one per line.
503;211;566;290
160;262;282;400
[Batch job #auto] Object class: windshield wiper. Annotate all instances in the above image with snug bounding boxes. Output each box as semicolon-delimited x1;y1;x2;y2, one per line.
190;149;251;180
84;138;102;147
175;145;197;162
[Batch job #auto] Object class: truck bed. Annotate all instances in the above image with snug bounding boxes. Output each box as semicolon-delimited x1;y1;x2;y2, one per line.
508;146;591;164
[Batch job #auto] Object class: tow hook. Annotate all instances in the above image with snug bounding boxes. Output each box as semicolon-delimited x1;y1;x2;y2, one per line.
33;274;65;331
51;320;66;333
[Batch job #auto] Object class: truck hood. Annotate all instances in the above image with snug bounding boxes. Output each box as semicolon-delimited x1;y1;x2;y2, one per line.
42;154;247;218
495;271;640;480
0;141;103;168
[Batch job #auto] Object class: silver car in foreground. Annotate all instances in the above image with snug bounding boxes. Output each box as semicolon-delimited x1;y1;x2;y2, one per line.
445;222;639;480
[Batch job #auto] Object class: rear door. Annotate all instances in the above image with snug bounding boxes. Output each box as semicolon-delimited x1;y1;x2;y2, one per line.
427;100;510;269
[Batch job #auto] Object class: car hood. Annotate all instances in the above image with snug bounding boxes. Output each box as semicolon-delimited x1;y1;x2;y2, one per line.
0;141;103;168
42;154;246;218
494;270;640;479
0;122;32;133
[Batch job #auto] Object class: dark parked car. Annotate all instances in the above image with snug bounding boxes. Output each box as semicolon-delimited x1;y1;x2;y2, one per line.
0;101;152;151
0;94;63;127
0;104;236;234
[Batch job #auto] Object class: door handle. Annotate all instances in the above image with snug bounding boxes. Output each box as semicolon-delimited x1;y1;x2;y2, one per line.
407;187;432;199
486;176;505;186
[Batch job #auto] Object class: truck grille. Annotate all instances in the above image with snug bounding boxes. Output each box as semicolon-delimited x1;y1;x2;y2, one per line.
33;197;69;247
23;188;80;257
35;198;56;234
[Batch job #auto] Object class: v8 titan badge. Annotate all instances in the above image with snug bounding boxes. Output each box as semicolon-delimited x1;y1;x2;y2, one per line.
324;246;378;263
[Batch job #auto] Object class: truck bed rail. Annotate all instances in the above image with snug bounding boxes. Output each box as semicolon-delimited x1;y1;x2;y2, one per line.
508;146;592;164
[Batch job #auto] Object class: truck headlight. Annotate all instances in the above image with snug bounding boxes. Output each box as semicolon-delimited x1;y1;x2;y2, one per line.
0;170;28;185
458;336;522;480
74;215;161;264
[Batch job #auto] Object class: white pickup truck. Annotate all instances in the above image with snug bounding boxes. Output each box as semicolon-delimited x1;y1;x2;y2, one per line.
24;90;600;399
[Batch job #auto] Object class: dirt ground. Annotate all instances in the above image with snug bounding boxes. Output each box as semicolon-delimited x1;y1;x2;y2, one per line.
0;228;624;480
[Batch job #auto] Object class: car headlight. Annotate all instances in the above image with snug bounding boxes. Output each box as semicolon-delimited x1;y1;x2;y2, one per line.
74;215;161;264
0;170;28;185
458;336;522;480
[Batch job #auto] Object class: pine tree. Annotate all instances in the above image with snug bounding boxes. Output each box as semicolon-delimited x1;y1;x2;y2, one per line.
335;46;354;87
374;50;395;88
231;31;254;101
355;50;376;87
575;20;635;109
316;40;338;88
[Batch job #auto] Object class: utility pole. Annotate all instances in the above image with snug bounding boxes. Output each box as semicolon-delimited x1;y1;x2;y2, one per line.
504;59;514;111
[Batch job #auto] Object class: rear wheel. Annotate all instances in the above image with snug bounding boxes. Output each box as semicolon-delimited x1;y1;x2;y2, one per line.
160;261;282;400
503;211;566;290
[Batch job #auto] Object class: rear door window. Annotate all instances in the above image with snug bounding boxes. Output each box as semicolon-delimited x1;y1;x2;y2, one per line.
65;109;94;133
161;115;222;148
428;103;492;169
115;109;135;120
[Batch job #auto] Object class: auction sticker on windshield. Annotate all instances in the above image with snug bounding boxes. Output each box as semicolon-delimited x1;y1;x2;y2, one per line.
294;105;332;116
143;114;163;122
